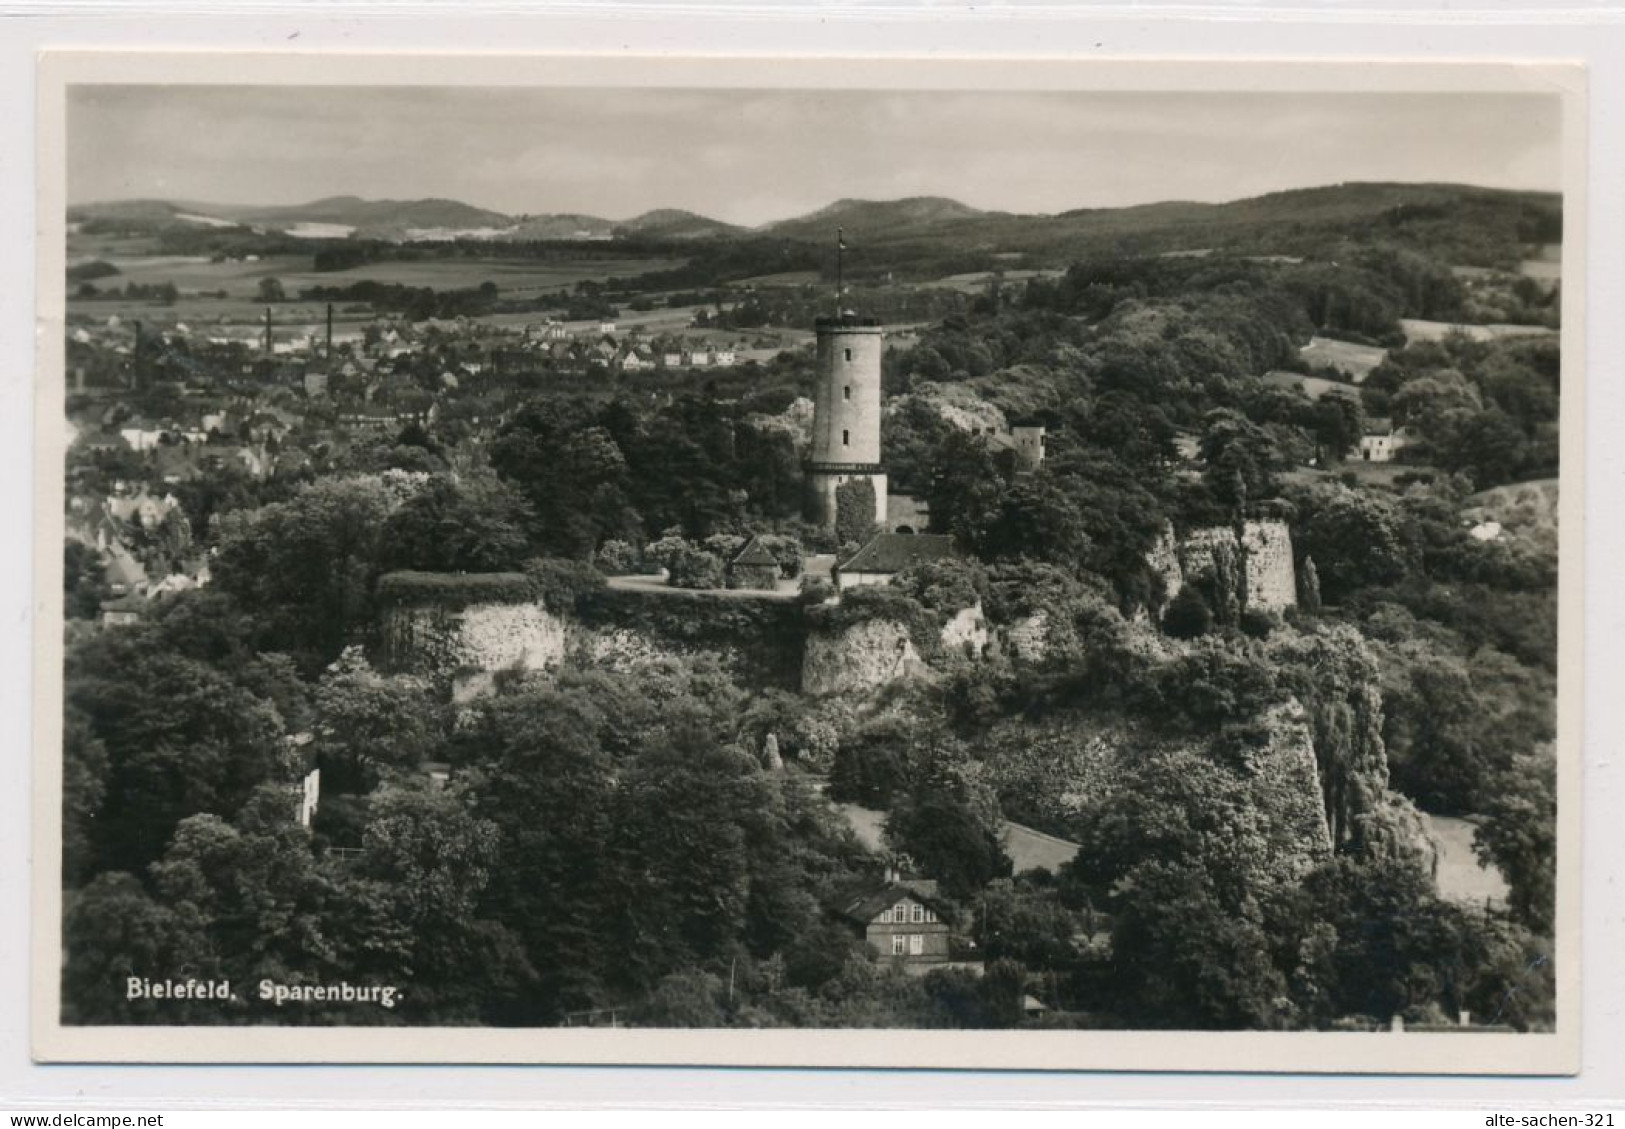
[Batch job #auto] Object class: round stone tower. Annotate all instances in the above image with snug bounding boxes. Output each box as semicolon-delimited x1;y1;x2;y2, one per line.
806;314;887;531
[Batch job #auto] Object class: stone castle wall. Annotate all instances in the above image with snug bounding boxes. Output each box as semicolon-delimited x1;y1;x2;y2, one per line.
1154;519;1299;615
1240;520;1297;612
802;618;926;696
379;601;573;678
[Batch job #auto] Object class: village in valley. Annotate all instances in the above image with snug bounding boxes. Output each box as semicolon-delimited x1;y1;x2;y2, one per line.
61;88;1564;1033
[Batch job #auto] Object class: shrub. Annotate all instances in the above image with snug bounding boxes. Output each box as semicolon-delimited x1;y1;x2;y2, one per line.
523;557;607;612
593;539;642;576
1162;586;1213;639
667;547;725;590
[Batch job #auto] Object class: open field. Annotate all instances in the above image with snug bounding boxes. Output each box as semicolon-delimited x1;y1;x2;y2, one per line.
1399;318;1558;344
1281;459;1442;490
68;251;687;302
1464;478;1559;550
833;802;1080;876
919;268;1067;294
1263;370;1359;402
1299;335;1387;381
1425;814;1509;906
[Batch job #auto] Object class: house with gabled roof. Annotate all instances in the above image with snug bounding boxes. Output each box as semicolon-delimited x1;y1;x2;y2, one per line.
829;870;952;967
833;532;958;591
726;536;781;591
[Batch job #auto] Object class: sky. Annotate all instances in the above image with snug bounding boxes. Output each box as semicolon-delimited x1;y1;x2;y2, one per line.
66;85;1562;226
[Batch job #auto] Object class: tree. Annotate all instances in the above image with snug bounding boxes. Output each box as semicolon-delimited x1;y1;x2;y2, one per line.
212;476;394;665
972;473;1093;568
61;872;215;1024
1434;408;1529;490
256;277;286;303
926;430;1003;541
312;653;441;792
381;472;533;573
1291;483;1410;604
461;689;621;1019
65;632;287;872
64;541;108;619
834;477;878;550
1300;556;1323;615
886;790;1012;901
1475;749;1556;935
1161;585;1213;639
1200;409;1281;511
1108;859;1288;1029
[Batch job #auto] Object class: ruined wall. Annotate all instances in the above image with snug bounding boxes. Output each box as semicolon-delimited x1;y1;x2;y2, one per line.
1241;520;1297;611
940;602;990;658
1153;520;1299;615
1146;522;1184;605
381;586;808;692
982;700;1333;889
379;601;573;677
1001;611;1052;665
803;618;927;696
1238;702;1337;881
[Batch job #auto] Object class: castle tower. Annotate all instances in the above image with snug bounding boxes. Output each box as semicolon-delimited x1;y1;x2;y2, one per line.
806;313;887;531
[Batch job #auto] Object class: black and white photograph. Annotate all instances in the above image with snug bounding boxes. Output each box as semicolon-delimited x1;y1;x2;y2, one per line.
32;54;1583;1071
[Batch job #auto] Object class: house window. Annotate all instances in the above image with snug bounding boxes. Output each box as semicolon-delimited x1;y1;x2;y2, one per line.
844;348;852;362
910;904;924;924
843;385;851;401
892;935;907;956
909;934;924;956
924;908;937;923
842;429;850;446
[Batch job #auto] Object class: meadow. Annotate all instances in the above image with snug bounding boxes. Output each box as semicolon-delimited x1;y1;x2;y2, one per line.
68;250;687;303
1298;335;1388;381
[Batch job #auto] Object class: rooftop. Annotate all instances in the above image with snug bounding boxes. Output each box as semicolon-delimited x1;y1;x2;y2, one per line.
828;875;945;927
837;532;957;576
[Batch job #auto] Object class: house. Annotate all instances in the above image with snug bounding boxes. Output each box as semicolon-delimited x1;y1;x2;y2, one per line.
103;545;149;597
119;427;164;453
726;536;781;590
713;346;737;367
1360;419;1414;463
833;532;958;591
829;871;952;967
620;348;654;372
99;594;146;628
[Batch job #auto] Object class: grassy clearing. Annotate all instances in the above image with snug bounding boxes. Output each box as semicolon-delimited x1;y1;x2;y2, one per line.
71;251;686;302
1399;318;1558;345
1299;335;1387;381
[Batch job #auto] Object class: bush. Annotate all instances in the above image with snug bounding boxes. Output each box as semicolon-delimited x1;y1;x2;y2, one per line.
375;571;537;610
1161;586;1213;639
523;557;606;612
593;539;642;576
666;547;725;590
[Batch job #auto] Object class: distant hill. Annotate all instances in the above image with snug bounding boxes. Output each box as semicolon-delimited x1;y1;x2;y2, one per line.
615;209;746;241
69;182;1561;268
764;196;997;242
243;195;511;232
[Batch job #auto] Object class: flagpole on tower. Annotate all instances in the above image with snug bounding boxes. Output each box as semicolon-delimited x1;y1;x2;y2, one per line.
836;227;845;313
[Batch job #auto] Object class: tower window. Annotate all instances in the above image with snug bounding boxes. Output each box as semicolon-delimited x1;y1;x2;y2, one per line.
842;429;850;446
844;348;852;362
843;385;851;401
